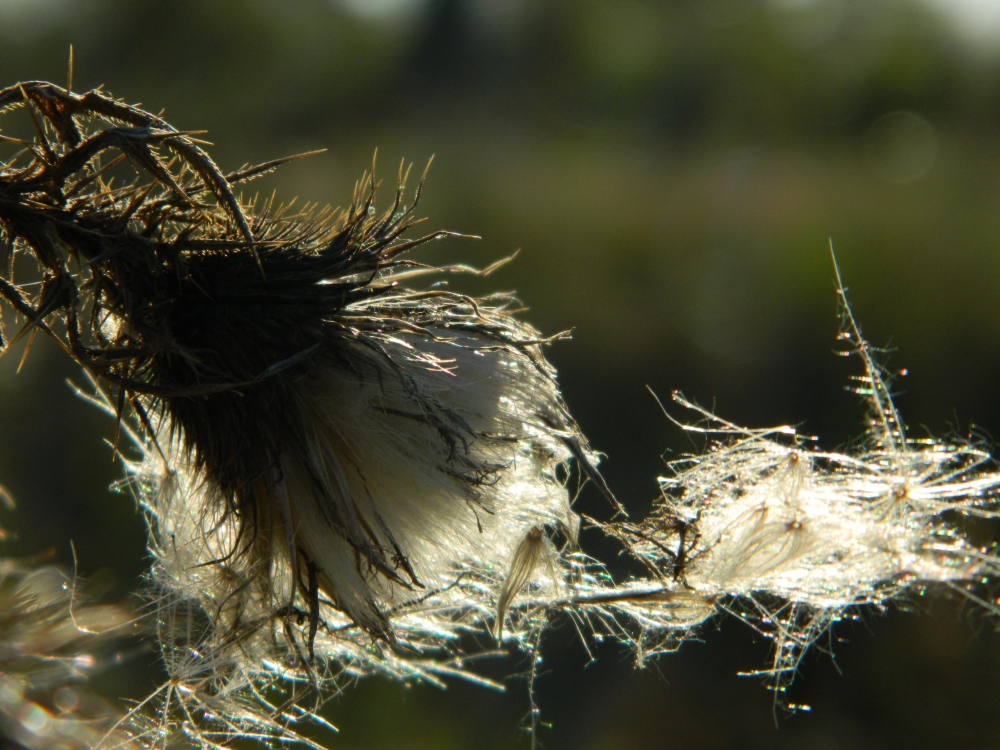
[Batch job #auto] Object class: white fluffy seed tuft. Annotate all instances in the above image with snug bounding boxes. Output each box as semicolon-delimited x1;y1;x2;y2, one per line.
88;263;1000;744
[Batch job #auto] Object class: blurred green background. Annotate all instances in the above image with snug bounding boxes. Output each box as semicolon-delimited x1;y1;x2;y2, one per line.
4;0;1000;747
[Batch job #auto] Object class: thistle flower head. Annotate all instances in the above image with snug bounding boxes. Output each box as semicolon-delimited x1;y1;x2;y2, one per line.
0;81;609;648
6;79;1000;744
0;80;614;745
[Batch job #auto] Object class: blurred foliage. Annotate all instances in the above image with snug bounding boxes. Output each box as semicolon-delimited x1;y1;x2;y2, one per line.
3;0;1000;747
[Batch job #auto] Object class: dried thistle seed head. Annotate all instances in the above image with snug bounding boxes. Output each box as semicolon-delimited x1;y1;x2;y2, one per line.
28;76;1000;737
0;81;612;641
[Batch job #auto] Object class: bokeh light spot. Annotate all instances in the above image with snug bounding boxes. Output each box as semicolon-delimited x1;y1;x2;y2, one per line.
864;110;938;184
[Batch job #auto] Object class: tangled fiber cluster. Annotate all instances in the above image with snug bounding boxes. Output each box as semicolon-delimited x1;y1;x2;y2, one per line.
3;80;1000;748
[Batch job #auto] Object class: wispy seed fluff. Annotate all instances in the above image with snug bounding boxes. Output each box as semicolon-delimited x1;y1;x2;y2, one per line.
107;285;600;747
120;253;1000;740
607;261;1000;694
6;81;1000;744
144;295;592;639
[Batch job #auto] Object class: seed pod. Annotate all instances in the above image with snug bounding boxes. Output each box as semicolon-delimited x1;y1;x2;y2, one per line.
494;525;557;642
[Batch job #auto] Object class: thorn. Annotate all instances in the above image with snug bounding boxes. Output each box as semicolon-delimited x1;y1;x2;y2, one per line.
16;327;37;374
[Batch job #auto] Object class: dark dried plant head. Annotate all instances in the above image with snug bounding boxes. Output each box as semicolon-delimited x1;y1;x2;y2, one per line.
0;81;613;649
